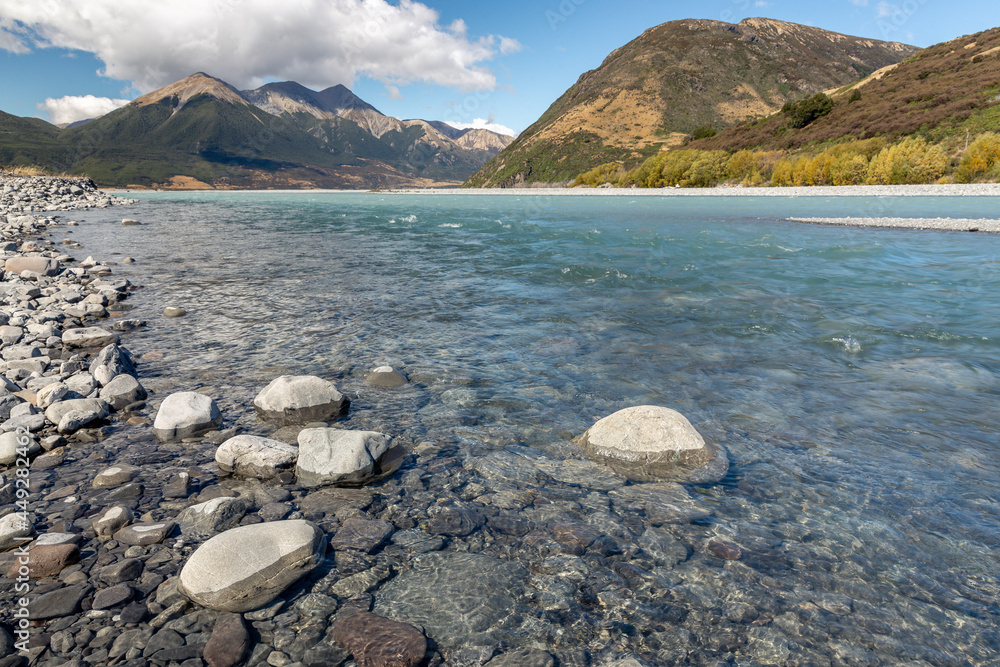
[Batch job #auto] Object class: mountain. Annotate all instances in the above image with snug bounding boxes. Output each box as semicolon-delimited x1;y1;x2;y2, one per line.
466;17;917;188
1;72;514;189
568;26;1000;189
688;26;1000;153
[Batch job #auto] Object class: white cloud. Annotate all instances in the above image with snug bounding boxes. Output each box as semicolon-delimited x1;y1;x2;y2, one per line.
37;95;130;125
445;117;515;137
0;18;28;53
849;0;869;6
0;0;517;93
499;36;523;55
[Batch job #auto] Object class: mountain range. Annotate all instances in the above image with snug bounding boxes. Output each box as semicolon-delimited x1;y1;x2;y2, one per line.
467;17;918;188
0;73;513;189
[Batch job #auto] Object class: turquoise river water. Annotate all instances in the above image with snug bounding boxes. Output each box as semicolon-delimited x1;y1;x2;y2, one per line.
66;193;998;665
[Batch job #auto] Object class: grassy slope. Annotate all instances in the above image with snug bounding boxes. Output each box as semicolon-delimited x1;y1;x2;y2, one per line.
467;18;916;188
690;27;1000;154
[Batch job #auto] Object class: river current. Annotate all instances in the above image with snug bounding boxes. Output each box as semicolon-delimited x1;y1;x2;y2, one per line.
66;192;999;665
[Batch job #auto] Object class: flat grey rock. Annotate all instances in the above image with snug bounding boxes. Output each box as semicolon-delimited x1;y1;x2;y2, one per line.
28;585;89;620
178;520;325;612
61;326;119;349
215;435;297;479
177;497;249;540
114;521;176;546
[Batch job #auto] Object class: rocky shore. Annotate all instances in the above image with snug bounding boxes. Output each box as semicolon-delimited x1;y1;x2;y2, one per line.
0;175;732;667
1;175;981;667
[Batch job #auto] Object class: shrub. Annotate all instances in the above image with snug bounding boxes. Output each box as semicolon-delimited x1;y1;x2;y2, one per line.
573;161;625;186
865;137;949;184
785;93;835;129
955;132;1000;182
691;124;717;140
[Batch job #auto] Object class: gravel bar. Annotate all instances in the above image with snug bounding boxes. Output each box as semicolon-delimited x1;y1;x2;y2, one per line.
786;216;1000;232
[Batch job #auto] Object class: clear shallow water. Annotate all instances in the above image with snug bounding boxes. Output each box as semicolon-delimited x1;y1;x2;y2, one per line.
70;193;998;664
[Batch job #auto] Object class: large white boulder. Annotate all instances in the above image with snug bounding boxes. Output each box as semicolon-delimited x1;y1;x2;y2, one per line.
215;435;297;479
577;406;729;483
153;392;222;441
178;520;325;612
296;428;392;487
253;375;349;424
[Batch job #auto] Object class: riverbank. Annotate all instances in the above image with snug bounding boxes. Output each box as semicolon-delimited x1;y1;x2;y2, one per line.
9;183;998;666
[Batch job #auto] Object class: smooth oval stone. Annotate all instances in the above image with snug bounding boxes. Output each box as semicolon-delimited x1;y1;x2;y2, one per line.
577;405;729;483
178;520;325;612
253;375;349;424
162;306;187;317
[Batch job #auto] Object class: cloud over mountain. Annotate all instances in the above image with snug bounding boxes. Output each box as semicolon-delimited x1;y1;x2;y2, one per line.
38;94;130;125
0;0;520;94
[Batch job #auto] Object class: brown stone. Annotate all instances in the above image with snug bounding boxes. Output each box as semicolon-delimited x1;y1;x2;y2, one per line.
329;519;394;553
551;522;601;555
708;539;743;561
6;544;79;579
332;612;426;667
203;612;250;667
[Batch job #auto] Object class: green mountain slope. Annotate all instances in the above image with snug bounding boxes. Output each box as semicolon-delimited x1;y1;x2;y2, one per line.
1;73;513;189
466;17;917;188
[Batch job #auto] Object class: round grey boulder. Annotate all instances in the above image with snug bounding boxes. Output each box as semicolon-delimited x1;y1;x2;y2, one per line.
216;435;298;479
99;374;146;411
153;392;222;442
163;306;187;318
253;375;349;424
44;398;109;429
576;406;729;483
178;520;325;612
365;366;408;389
296;428;392;487
0;431;39;466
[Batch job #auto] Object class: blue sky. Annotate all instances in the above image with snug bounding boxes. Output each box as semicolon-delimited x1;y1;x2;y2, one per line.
1;0;998;134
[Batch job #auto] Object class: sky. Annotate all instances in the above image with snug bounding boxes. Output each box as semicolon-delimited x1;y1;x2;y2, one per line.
1;0;998;136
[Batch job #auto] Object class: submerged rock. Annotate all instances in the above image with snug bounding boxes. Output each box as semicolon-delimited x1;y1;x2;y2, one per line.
366;365;408;388
577;405;729;483
332;612;427;667
178;520;325;612
375;552;529;649
253;374;349;423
